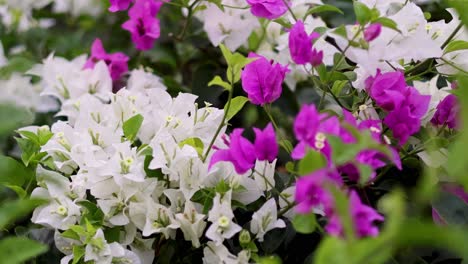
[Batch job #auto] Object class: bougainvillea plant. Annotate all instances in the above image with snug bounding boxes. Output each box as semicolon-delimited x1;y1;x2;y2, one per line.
1;0;468;263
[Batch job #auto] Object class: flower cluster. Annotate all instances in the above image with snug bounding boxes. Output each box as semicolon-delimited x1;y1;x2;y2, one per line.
366;70;431;145
0;0;101;31
109;0;165;50
2;0;466;262
18;41;290;263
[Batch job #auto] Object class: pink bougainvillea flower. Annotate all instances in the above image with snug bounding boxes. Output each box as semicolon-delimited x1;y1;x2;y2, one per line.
84;38;129;81
384;106;421;145
291;104;340;160
246;0;289;20
326;191;384;238
122;0;163;51
288;20;322;66
241;52;289;105
366;70;407;111
109;0;133;12
209;129;256;174
210;124;279;173
254;123;278;162
295;169;341;214
364;23;382;42
431;94;459;129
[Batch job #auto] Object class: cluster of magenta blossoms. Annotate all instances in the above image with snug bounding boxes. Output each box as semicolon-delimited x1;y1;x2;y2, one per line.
241;53;289;105
431;94;460;130
292;104;401;238
366;70;431;145
246;0;289;19
109;0;164;50
288;20;323;66
84;38;129;81
210;123;278;174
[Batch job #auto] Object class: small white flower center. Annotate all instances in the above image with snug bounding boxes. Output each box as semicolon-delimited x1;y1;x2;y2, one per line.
56;205;68;216
218;216;230;228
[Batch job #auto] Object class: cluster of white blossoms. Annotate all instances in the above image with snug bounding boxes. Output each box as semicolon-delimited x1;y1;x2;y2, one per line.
17;52;290;263
196;0;467;91
0;0;102;32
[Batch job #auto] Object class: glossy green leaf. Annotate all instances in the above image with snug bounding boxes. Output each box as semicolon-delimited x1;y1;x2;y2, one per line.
353;2;372;25
298;150;327;176
123;114;143;142
0;237;48;264
178;137;205;156
0;155;33;187
305;4;343;17
0;199;45;229
208;75;231;90
372;17;400;32
292;212;317;234
444;40;468;54
225;96;249;121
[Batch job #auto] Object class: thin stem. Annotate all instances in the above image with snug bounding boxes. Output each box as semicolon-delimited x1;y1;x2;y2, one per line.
438;58;468;75
254;169;294;207
281;0;297;21
263;104;292;154
406;22;463;76
202;88;233;162
221;4;250;9
441;22;464;49
326;28;362;83
176;0;201;41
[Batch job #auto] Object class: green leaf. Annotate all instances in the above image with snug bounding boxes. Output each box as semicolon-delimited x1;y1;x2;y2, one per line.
0;199;45;229
4;185;27;199
0;155;34;187
329;185;355;240
285;162;296;174
298;150;327;176
353;2;372;25
395;220;468;259
178;137;205;156
305;4;343;17
61;229;80;241
314;237;348;264
72;246;85;264
0;104;34;137
273;18;292;29
0;237;48;264
357;163;373;185
292;213;317;234
447;75;468;184
15;137;41;166
0;57;35;79
123;114;144;142
449;0;468;27
219;44;233;63
444;40;468;54
104;227;121;243
333;25;348;39
316;64;328;81
431;191;468;225
225;96;249;121
331;81;347;96
279;139;293;153
208;75;232;91
226;55;256;84
258;255;282;264
372;17;400;32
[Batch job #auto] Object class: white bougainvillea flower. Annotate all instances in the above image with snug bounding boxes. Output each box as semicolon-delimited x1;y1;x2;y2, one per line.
206;191;242;244
176;201;207;248
250;198;285;242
